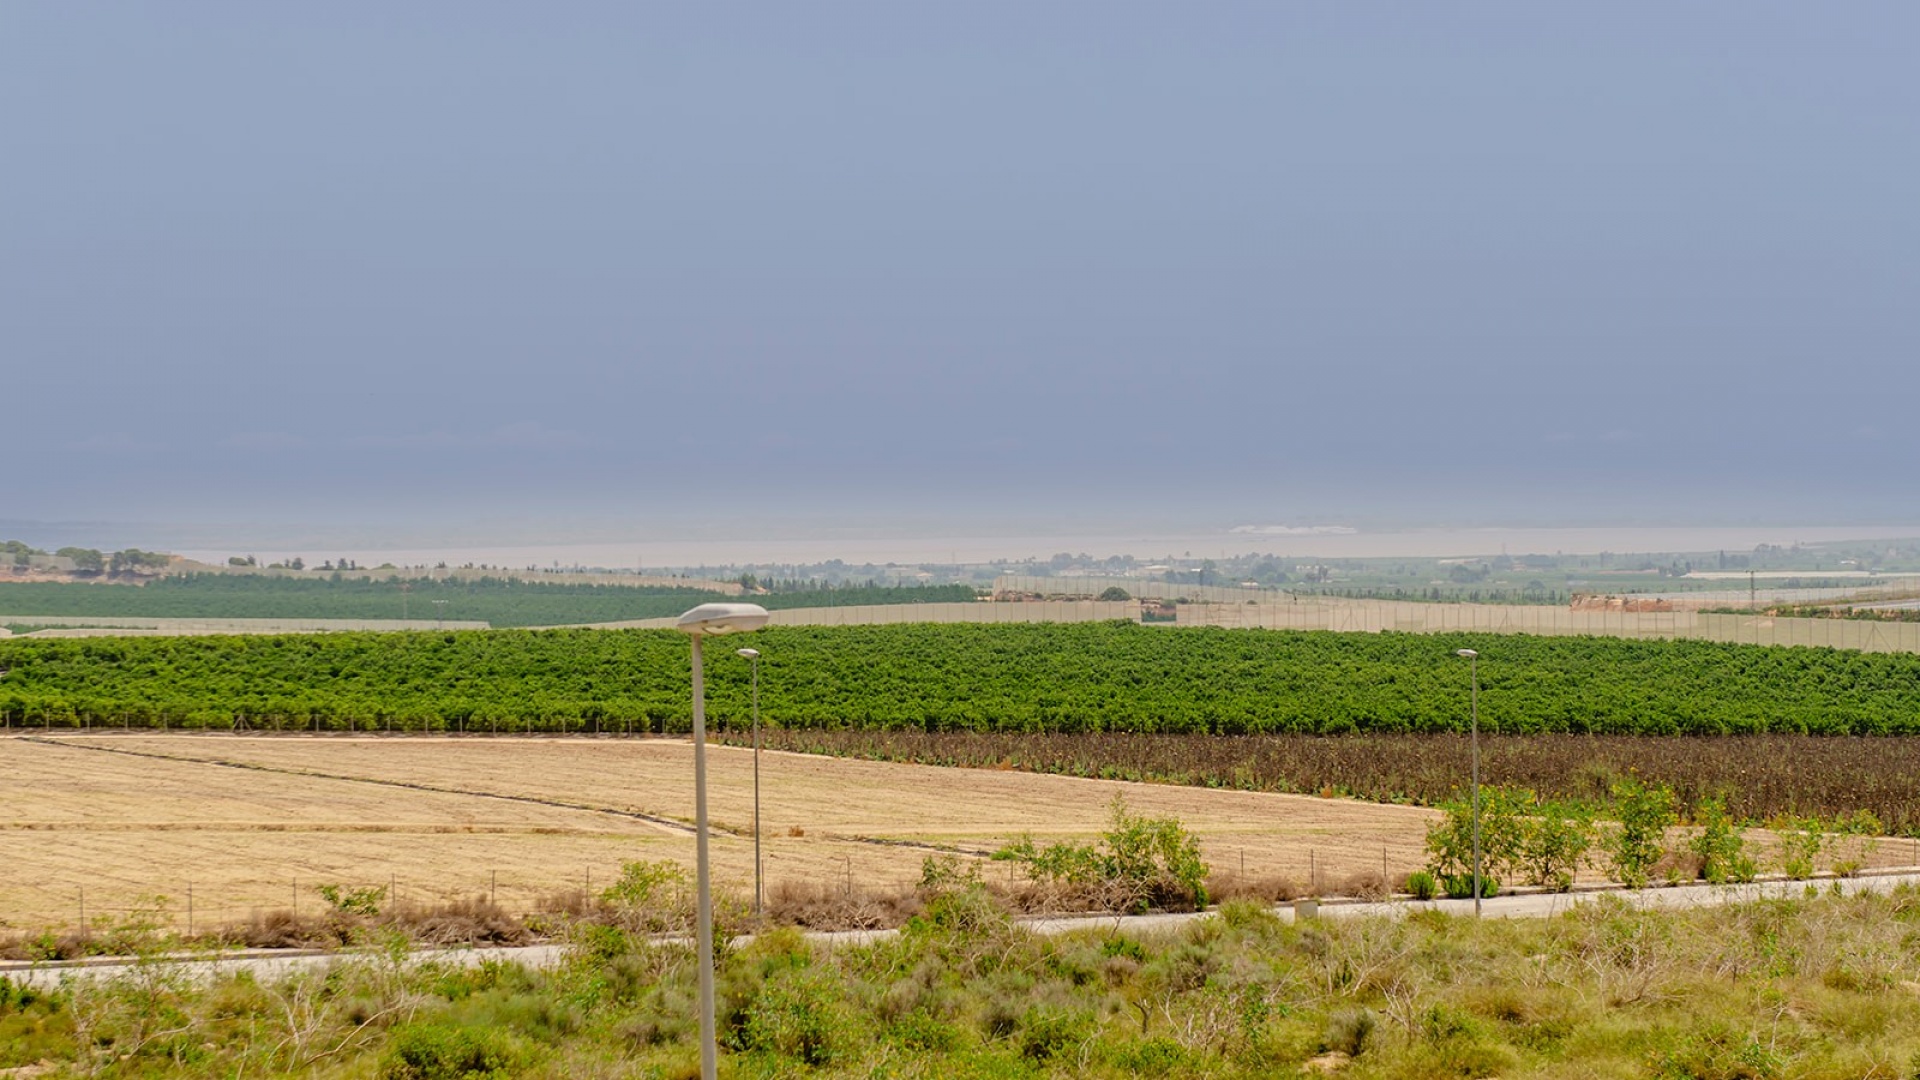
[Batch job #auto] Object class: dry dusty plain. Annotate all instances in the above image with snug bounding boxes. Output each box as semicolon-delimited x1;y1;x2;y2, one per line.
1;733;1442;933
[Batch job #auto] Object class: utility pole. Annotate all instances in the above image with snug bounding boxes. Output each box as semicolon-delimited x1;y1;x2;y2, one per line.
1456;648;1483;918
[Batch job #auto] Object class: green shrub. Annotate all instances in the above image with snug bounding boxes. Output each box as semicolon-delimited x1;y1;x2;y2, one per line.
1651;1024;1784;1080
1425;790;1501;883
1405;870;1438;901
1103;1036;1200;1076
1769;815;1824;880
1426;785;1552;887
379;1023;524;1080
919;853;983;896
734;966;859;1066
1017;1004;1094;1061
1518;799;1594;891
911;881;1013;940
317;883;387;917
599;860;691;934
1607;778;1677;888
1321;1006;1377;1056
1690;796;1757;884
1443;874;1498;900
994;795;1210;912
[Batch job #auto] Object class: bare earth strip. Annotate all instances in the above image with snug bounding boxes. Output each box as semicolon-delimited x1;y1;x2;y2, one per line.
2;734;1440;932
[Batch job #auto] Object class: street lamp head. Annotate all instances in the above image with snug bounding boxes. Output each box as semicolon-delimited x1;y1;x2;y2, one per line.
736;647;760;660
1456;648;1479;659
675;603;771;636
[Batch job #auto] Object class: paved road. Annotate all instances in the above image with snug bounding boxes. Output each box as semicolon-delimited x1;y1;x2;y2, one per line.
10;869;1920;991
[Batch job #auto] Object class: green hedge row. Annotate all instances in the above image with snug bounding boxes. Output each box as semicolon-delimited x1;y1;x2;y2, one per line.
4;622;1918;735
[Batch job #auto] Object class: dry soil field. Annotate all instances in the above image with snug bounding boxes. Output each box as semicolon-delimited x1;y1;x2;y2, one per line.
1;733;1439;933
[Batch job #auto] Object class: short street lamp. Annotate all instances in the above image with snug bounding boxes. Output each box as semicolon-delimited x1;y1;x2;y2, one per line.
676;603;770;1080
736;647;764;917
1456;648;1482;918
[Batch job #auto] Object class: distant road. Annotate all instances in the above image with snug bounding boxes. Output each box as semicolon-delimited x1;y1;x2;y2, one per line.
8;595;1917;656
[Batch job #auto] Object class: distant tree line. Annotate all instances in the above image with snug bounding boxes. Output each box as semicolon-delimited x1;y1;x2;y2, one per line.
2;540;165;576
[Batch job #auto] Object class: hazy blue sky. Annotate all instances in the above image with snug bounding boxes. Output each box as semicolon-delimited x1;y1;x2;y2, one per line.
7;3;1917;541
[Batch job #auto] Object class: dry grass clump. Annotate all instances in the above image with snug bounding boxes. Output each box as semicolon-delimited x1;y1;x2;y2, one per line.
531;886;595;920
393;896;528;946
1334;869;1395;901
1650;848;1707;886
763;879;922;930
224;896;533;950
0;929;90;962
997;877;1126;916
995;877;1188;916
0;893;538;959
1203;870;1303;905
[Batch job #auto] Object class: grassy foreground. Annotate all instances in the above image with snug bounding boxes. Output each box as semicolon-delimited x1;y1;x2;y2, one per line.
6;886;1920;1079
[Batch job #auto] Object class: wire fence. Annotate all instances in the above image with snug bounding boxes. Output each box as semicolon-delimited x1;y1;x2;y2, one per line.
994;575;1264;604
993;573;1920;610
1173;598;1920;653
2;870;618;943
985;575;1920;653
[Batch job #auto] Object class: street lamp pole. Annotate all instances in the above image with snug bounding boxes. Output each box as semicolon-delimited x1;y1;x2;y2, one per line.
737;647;763;917
675;603;770;1080
1456;648;1482;918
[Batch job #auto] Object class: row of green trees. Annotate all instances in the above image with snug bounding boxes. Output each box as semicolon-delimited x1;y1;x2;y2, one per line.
1;540;166;574
3;622;1918;735
1421;780;1887;896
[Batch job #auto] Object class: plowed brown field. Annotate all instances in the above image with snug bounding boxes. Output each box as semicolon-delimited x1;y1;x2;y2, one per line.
1;734;1438;932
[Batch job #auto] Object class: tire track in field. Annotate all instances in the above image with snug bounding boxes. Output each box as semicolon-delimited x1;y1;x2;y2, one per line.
21;735;994;858
23;735;697;837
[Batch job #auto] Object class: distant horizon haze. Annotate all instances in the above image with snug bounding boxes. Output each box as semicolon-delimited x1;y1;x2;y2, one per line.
172;524;1920;574
9;515;1918;572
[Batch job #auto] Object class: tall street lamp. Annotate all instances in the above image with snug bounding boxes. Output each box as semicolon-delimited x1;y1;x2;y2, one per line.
675;603;770;1080
736;647;764;917
1456;648;1482;918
